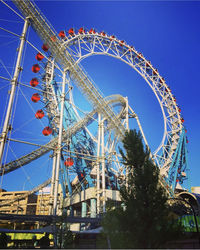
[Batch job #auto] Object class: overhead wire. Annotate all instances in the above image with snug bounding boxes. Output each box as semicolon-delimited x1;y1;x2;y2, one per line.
0;0;25;21
8;144;34;188
0;18;23;23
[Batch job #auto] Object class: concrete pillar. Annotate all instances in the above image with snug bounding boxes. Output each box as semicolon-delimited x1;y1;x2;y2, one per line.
81;201;87;231
90;198;96;218
82;201;87;217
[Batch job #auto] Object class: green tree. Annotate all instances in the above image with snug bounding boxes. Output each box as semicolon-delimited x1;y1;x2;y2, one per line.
102;129;183;249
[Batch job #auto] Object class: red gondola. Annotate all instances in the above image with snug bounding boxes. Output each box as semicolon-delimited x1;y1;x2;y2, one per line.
30;78;39;87
32;64;40;73
110;35;115;41
59;31;65;39
119;40;124;46
159;78;164;83
35;109;45;119
78;27;85;34
100;31;106;36
181;118;184;123
42;126;52;136
137;53;142;59
64;158;74;167
35;53;44;61
42;44;49;52
68;28;75;36
31;93;40;103
89;28;95;34
153;69;158;75
51;36;56;42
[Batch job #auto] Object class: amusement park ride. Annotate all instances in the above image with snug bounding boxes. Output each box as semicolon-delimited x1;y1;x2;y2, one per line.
0;0;189;223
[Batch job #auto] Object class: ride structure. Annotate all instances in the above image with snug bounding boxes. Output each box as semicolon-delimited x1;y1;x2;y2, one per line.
0;0;189;221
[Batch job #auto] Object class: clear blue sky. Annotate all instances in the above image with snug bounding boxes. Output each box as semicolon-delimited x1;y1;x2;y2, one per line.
0;1;199;191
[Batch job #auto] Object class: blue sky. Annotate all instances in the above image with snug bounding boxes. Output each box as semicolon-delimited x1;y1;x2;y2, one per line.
0;1;200;191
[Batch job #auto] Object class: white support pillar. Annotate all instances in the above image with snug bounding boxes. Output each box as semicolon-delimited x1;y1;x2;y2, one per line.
101;119;106;213
125;97;129;189
53;70;67;216
96;113;101;215
49;152;56;215
0;18;29;168
125;97;129;131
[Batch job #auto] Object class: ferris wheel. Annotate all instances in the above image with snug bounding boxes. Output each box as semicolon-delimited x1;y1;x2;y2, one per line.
0;0;189;214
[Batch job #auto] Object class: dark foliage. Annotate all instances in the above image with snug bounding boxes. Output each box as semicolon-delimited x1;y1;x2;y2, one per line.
102;129;184;249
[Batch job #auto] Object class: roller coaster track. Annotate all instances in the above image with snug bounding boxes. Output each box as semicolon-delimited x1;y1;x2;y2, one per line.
0;95;134;207
0;0;187;196
12;0;126;139
12;0;183;172
1;95;128;175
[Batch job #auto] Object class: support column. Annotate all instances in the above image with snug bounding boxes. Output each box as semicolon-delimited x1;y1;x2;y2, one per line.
82;201;87;217
90;198;97;218
96;113;101;215
53;70;67;216
0;18;29;168
125;97;129;189
101;119;106;213
49;152;56;215
125;97;129;131
81;201;87;231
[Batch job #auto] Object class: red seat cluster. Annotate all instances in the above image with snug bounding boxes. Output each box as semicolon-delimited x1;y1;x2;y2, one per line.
68;28;75;36
110;35;115;41
59;31;65;39
42;126;52;136
30;78;39;87
35;109;45;119
64;158;74;167
119;40;124;46
51;35;56;42
78;27;85;34
89;28;95;34
32;64;40;73
35;53;44;61
100;31;106;36
42;44;49;52
31;93;40;103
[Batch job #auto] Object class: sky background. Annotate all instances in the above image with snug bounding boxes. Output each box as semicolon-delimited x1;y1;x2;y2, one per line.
0;1;199;191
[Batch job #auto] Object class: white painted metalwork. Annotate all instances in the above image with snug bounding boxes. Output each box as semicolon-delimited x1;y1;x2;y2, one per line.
0;17;29;168
60;31;183;179
0;0;185;210
53;71;66;215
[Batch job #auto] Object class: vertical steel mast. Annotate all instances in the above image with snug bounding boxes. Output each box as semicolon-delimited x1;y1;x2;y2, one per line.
0;17;29;169
53;70;67;215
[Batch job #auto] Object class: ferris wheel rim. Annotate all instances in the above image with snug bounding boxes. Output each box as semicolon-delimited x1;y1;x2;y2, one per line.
59;30;183;171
